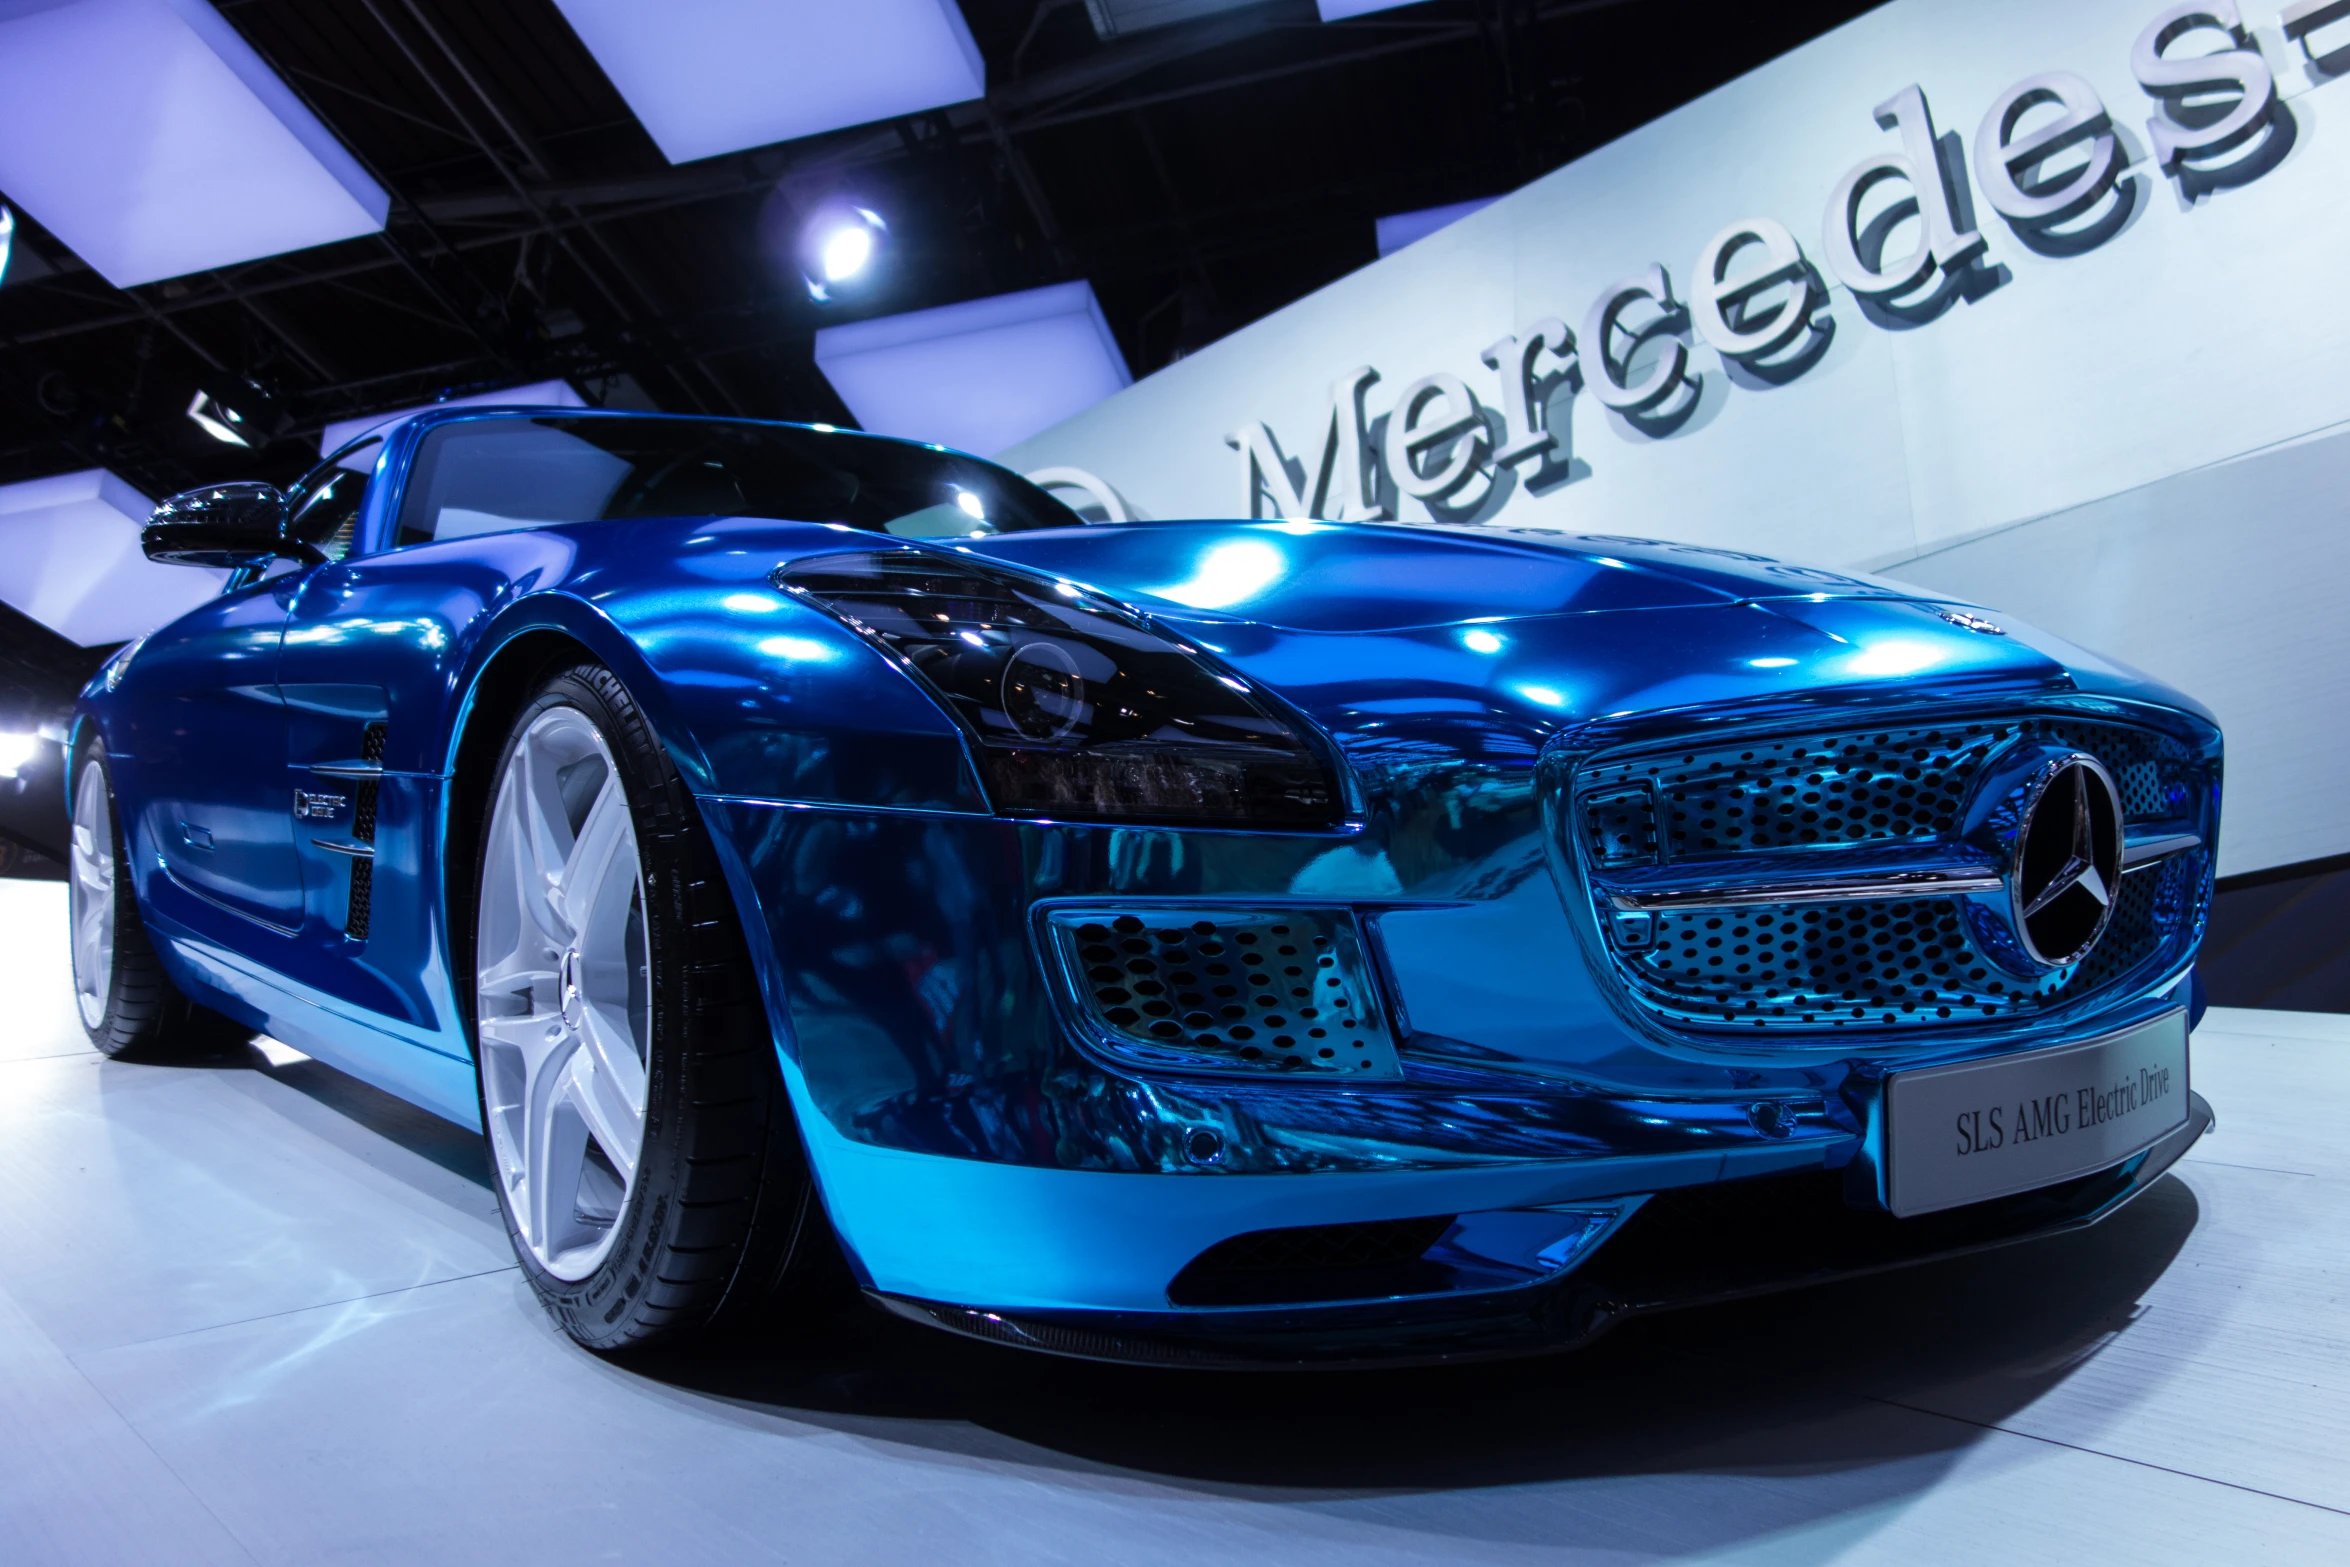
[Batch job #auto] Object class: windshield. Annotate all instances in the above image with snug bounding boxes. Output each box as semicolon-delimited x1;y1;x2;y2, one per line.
392;415;1085;547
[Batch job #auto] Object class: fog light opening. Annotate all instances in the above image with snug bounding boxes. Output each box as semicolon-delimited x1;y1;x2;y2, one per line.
1183;1127;1225;1165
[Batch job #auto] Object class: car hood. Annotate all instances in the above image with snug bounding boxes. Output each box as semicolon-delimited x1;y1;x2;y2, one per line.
964;520;1926;633
648;514;2204;752
942;520;2173;737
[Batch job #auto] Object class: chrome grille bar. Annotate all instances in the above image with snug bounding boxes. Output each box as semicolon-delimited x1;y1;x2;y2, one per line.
1606;866;2004;913
2121;829;2201;872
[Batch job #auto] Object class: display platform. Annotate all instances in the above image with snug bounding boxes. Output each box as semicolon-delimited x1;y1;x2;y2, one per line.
2;875;2345;1565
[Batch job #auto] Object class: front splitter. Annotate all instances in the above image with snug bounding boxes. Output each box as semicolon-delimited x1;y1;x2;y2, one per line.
874;1090;2214;1370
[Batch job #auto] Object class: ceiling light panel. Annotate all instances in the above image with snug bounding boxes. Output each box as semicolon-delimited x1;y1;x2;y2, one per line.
0;469;223;646
0;0;388;288
1318;0;1436;18
814;282;1132;459
318;379;585;457
550;0;985;165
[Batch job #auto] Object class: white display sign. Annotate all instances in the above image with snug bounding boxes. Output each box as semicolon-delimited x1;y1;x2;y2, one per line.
1885;1008;2189;1216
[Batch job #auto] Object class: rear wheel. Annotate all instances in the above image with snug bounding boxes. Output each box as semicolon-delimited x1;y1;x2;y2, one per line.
472;661;837;1350
68;743;250;1059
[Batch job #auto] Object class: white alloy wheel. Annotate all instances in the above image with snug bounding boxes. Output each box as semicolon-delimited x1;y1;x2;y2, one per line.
476;706;652;1280
69;758;115;1030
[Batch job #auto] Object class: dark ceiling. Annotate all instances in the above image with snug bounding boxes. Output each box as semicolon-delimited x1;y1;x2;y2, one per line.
0;0;1879;502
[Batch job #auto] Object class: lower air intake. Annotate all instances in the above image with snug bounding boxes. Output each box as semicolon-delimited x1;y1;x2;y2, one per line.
1188;1216;1455;1275
1042;906;1402;1078
1167;1215;1455;1307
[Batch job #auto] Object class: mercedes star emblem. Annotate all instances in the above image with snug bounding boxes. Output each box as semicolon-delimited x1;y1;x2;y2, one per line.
1935;607;2006;635
2010;754;2124;967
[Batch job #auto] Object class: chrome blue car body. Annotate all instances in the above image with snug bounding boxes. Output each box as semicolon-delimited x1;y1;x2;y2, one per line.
73;408;2220;1364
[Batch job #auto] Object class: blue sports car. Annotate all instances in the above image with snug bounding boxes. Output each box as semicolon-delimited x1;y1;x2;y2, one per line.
65;408;2218;1364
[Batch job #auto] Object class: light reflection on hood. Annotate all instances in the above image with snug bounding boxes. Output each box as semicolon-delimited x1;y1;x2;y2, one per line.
1146;539;1287;609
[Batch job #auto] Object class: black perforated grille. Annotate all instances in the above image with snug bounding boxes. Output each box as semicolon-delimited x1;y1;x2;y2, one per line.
345;859;373;942
345;722;386;942
1579;717;2195;863
1046;907;1402;1077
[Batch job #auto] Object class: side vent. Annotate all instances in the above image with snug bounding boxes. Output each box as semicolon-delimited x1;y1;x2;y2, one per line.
346;722;386;941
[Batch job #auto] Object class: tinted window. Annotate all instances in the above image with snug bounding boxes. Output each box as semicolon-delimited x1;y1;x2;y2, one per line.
286;438;381;563
392;416;1083;547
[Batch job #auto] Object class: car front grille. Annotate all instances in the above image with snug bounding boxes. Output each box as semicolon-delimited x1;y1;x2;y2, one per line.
1573;709;2211;1039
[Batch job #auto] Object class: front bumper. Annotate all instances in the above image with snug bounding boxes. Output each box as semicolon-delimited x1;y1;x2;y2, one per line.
704;793;2214;1363
869;1090;2212;1368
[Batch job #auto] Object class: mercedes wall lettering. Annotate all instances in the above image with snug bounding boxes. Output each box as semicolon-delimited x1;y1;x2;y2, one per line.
1221;1;2325;531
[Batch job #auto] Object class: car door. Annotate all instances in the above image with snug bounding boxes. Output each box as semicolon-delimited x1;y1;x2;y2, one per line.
119;445;396;944
113;569;306;938
275;435;504;1032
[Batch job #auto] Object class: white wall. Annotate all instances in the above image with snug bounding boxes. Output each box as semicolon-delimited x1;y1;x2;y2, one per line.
1005;0;2350;877
0;469;225;647
317;377;584;455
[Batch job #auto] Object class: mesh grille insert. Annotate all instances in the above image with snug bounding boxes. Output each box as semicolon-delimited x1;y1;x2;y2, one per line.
1045;906;1402;1078
1616;862;2190;1031
1579;717;2195;862
1628;898;2029;1029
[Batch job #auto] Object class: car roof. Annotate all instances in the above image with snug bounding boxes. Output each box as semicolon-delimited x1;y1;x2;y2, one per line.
317;405;980;476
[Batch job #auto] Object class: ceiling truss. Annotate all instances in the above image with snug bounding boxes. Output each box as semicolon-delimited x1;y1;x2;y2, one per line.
0;0;1873;499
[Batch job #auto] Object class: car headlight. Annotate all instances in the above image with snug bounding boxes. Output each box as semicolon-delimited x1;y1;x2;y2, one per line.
774;550;1340;827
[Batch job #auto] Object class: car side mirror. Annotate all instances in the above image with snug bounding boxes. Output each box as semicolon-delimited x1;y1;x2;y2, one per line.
141;482;319;569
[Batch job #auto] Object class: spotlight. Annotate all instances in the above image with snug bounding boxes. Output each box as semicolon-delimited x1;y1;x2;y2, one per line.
186;389;252;446
0;204;14;287
0;730;39;779
821;223;873;282
800;205;886;303
184;379;289;449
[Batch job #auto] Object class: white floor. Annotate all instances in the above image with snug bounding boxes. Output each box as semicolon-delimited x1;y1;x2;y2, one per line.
3;879;2348;1566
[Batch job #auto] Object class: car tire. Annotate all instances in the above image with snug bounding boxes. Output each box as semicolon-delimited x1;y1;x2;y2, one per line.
67;741;252;1060
471;660;841;1351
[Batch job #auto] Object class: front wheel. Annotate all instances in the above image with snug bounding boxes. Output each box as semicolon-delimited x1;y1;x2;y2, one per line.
472;661;837;1350
67;742;249;1058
